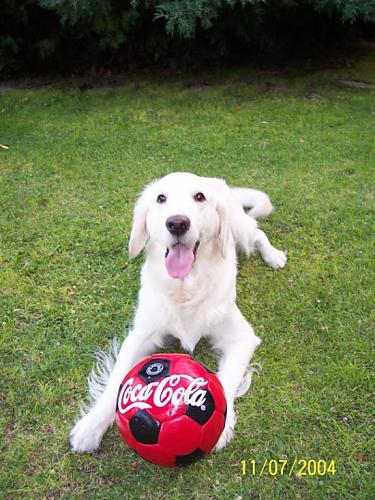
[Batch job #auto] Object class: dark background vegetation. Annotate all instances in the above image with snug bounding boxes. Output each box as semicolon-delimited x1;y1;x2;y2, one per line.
1;0;374;77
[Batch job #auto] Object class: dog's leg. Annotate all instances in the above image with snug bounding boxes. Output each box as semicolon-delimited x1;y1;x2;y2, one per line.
70;329;158;452
211;306;261;450
255;228;287;269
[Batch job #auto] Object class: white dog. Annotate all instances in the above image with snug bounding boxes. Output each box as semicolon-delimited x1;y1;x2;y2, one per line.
70;172;287;452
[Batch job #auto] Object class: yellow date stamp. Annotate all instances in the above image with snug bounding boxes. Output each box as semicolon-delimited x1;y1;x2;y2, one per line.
241;459;336;477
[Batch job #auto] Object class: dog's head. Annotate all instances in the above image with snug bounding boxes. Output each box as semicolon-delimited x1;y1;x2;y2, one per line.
128;172;230;279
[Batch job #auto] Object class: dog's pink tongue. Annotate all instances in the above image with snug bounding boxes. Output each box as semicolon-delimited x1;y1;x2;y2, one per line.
165;243;194;279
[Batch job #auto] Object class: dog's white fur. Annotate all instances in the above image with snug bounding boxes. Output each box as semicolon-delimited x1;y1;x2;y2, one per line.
70;172;287;452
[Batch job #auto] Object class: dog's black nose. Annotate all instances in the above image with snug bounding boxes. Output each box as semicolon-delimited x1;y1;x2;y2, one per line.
166;215;191;236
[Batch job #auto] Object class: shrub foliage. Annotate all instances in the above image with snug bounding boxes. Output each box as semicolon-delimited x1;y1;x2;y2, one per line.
1;0;374;75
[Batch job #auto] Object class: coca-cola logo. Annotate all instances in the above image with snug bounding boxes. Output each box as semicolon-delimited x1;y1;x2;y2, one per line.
117;374;208;414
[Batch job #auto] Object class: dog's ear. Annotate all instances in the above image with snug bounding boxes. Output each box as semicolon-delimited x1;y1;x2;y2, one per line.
216;198;231;259
206;177;232;259
128;192;150;259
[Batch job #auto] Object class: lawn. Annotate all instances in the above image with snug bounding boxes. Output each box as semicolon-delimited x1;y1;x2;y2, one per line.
0;50;374;499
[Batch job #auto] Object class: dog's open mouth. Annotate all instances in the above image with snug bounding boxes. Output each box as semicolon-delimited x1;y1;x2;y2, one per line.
165;240;200;279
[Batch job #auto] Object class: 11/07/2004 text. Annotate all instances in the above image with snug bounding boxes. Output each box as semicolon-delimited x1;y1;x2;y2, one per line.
241;459;336;476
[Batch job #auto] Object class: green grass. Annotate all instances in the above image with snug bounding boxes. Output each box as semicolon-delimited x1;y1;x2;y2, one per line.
1;51;374;499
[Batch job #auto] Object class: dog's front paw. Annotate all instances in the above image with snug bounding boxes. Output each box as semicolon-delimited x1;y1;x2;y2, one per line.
70;410;107;453
265;248;287;269
215;408;236;451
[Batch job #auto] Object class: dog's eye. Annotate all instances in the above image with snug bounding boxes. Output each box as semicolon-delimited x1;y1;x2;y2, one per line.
157;194;167;204
194;192;206;202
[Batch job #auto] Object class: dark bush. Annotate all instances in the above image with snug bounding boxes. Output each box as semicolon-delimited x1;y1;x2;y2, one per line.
0;0;374;76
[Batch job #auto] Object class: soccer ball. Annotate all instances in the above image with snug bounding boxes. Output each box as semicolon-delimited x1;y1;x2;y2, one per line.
116;353;227;466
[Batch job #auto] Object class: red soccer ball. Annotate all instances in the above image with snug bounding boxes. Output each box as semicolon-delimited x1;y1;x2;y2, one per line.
116;353;227;466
